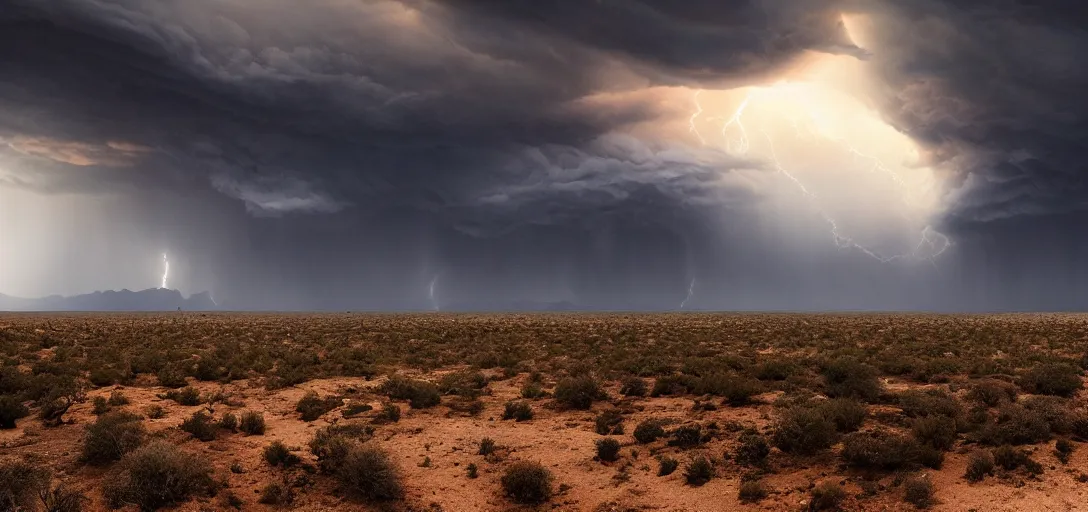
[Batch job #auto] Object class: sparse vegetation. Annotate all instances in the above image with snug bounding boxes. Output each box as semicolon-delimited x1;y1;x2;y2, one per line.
502;400;533;421
264;440;301;467
683;455;714;486
809;482;847;510
902;475;935;509
336;445;404;502
1;313;1086;510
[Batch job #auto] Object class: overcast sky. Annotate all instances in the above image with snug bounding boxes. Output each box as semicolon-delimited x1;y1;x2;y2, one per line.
1;0;1086;311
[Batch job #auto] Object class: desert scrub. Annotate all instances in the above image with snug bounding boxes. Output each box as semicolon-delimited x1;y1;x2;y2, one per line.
821;356;883;402
296;391;341;421
0;458;50;511
683;455;714;486
902;475;935;509
218;412;238;431
976;404;1051;445
501;461;553;504
82;411;146;465
520;381;546;399
553;374;605;410
478;437;497;456
594;409;624;435
619;376;647;397
336;445;404;502
379;403;401;422
595;438;621;462
258;482;292;506
264;440;301;467
967;379;1018;406
39;484;84;512
145;404;165;419
438;370;488;397
772;404;836;455
0;394;29;428
1019;362;1083;397
817;397;868;433
179;410;217;441
310;424;374;472
103;441;215;511
738;479;768;503
502;400;533;421
1056;438;1075;464
964;450;995;482
107;390;129;406
633;419;667;444
657;456;679;476
668;424;705;448
92;396;111;415
239;410;265;435
380;375;441;409
911;415;958;450
809;482;847;511
840;430;924;471
992;444;1043;474
734;429;770;466
163;386;202;406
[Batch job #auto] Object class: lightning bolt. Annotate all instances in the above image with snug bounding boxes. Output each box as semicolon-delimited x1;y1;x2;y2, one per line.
428;275;439;311
680;277;696;310
161;253;170;289
690;88;951;264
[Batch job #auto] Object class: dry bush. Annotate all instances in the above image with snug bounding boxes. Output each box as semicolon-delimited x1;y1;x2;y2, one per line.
554;375;605;410
239;411;265;435
902;475;935;509
0;458;50;511
633;419;667;444
1019;363;1083;397
822;357;883;402
964;450;994;482
81;411;146;465
967;379;1018;406
501;461;553;504
772;405;836;455
734;429;770;466
809;482;846;511
0;394;29;429
594;409;624;435
336;445;404;502
295;391;341;421
738;479;768;503
379;376;440;409
102;441;215;511
179;411;217;442
595;438;621;462
502;401;533;422
683;455;714;486
619;376;647;397
264;440;301;467
657;456;678;476
841;430;924;471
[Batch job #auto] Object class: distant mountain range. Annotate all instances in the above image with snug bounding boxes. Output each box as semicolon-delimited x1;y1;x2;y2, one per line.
0;288;218;311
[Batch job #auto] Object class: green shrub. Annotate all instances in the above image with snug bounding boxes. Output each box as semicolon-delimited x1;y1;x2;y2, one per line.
264;440;301;467
501;461;553;504
738;480;768;503
594;409;624;435
902;475;934;509
657;456;678;476
772;405;836;455
479;437;497;456
822;357;883;402
380;375;441;409
102;441;215;511
81;411;146;465
466;463;478;478
633;419;667;444
734;430;770;466
179;411;217;442
239;411;265;435
1019;363;1083;397
967;379;1018;406
840;430;923;470
296;391;341;421
0;394;29;429
809;482;846;510
0;459;50;511
683;455;714;486
595;438;621;462
336;445;404;502
619;376;647;397
964;450;994;482
502;401;533;422
554;375;605;410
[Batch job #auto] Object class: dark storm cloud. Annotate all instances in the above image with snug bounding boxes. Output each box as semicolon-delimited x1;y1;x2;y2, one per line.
2;0;1087;309
0;0;858;227
851;0;1088;224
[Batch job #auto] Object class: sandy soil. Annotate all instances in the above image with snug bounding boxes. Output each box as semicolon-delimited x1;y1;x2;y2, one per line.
4;371;1088;512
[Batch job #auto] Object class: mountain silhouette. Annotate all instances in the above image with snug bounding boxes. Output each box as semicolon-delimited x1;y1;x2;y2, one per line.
0;288;218;311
